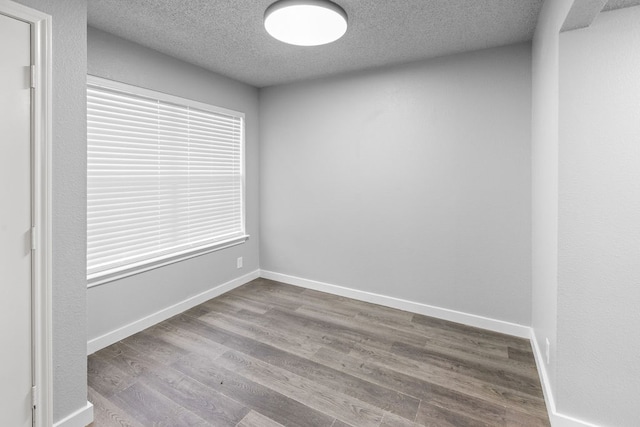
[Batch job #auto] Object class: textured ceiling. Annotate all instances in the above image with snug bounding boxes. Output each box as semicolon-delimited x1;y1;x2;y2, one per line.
603;0;640;11
88;0;545;88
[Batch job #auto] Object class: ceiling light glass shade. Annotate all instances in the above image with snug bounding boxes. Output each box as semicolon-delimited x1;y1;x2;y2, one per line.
264;0;348;46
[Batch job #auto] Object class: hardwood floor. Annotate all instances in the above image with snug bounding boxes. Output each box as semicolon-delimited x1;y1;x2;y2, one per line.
88;278;550;426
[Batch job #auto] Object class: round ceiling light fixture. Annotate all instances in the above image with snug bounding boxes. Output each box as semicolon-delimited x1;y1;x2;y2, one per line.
264;0;348;46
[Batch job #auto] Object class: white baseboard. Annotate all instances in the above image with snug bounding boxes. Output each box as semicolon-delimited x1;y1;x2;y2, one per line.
87;269;260;354
530;330;601;427
53;401;93;427
260;270;530;338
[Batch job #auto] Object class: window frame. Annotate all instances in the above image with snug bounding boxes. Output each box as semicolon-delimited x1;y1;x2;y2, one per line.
86;75;248;287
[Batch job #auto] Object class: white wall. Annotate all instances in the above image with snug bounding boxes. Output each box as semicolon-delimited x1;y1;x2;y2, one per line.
86;28;260;345
260;44;532;326
530;0;573;403
12;0;89;422
557;7;640;426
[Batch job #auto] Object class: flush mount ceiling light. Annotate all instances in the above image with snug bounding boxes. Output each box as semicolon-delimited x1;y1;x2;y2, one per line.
264;0;348;46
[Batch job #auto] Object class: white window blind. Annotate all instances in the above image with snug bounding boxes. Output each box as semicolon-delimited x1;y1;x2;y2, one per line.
87;76;246;284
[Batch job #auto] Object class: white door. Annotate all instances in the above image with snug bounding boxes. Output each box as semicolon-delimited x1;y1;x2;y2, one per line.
0;12;34;427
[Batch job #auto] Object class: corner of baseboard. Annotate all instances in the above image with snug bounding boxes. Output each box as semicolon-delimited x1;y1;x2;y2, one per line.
530;330;601;427
260;269;530;338
530;329;558;423
87;269;260;354
53;401;93;427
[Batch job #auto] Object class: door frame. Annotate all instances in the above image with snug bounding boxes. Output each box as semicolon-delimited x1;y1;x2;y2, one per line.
0;1;52;426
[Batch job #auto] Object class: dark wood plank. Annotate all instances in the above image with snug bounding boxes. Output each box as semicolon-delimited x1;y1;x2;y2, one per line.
295;304;428;348
105;344;249;426
411;313;532;351
299;301;534;373
312;346;508;426
237;410;285;427
346;339;547;417
415;401;492;427
262;307;394;352
232;285;305;311
139;368;248;426
142;322;229;360
391;341;543;396
175;312;421;420
296;286;415;323
508;346;536;363
166;313;258;354
197;309;325;358
418;324;512;359
118;328;190;365
231;307;356;354
422;336;538;375
248;280;358;318
171;351;334;427
87;354;136;397
379;412;424;427
216;350;385;426
506;408;551;427
88;387;144;427
110;382;210;426
359;310;515;360
241;278;306;296
91;341;129;360
214;293;275;314
234;334;420;420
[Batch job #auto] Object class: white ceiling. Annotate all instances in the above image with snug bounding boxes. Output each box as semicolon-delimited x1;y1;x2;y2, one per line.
88;0;547;88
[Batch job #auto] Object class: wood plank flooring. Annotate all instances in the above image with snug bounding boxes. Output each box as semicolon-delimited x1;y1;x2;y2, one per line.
88;278;550;426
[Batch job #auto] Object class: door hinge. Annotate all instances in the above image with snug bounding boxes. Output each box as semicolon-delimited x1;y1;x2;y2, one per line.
32;385;37;426
30;65;36;89
31;226;37;251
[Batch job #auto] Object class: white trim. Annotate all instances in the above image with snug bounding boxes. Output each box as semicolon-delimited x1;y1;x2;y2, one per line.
530;330;602;427
88;235;250;287
0;2;53;427
0;0;49;21
53;402;94;427
87;269;260;354
260;270;530;338
87;74;245;118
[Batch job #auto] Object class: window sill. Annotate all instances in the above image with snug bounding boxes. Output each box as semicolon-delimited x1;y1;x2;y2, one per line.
87;235;250;288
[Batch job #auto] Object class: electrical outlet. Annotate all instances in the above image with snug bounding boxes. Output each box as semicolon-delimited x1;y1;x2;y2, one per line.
236;257;243;269
545;338;550;364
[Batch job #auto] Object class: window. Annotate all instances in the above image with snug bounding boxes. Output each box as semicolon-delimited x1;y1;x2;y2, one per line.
87;76;246;285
